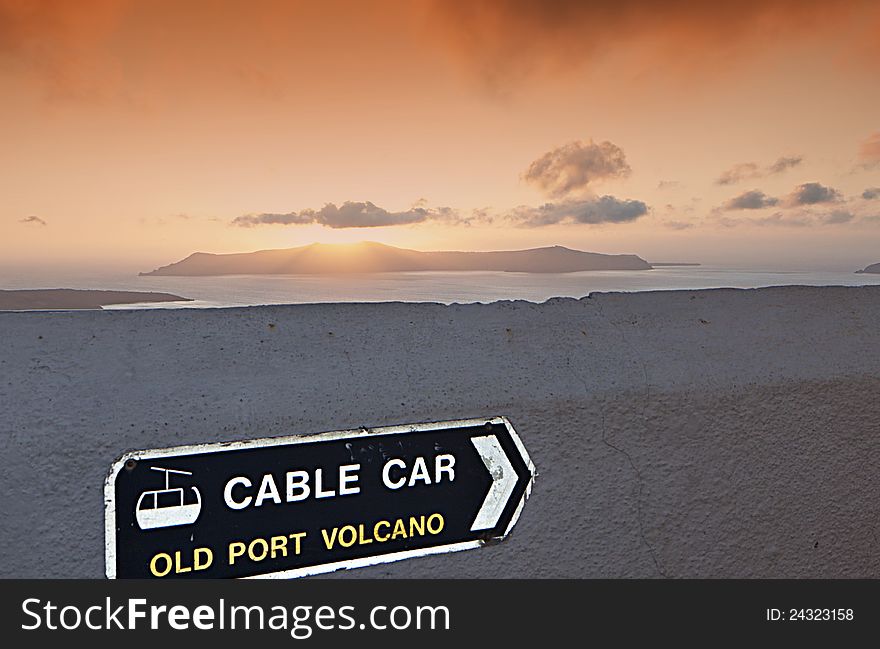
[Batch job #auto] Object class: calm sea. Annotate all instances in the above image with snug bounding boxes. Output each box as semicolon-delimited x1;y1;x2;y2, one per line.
2;266;880;309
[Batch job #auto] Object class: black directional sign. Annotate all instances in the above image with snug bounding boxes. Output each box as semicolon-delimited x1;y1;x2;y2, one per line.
104;417;535;579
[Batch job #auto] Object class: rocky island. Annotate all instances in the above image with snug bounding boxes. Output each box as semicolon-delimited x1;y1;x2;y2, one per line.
0;289;191;311
141;242;653;276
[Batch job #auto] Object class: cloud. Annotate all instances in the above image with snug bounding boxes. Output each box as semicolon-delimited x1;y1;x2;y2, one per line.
663;220;695;230
506;196;648;226
766;156;804;174
0;0;127;101
19;215;47;226
716;163;760;186
140;212;218;226
820;209;855;224
657;180;680;190
523;140;630;197
428;1;879;91
721;190;779;210
863;187;880;200
719;206;865;227
858;132;880;168
751;212;811;227
4;1;877;104
715;156;803;185
235;196;649;229
785;182;842;206
233;201;460;229
713;181;841;213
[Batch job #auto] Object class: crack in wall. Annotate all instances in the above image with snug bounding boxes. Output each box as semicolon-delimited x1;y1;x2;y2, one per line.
599;408;667;578
582;297;668;577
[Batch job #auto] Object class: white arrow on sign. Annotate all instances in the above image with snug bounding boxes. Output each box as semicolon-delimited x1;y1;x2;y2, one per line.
470;434;519;531
107;416;536;579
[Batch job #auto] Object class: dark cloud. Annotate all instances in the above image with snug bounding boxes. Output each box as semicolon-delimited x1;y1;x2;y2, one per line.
863;187;880;200
19;215;47;226
523;140;630;197
235;195;650;230
714;180;864;226
722;190;779;210
766;156;804;174
233;201;459;228
507;196;648;226
786;182;842;206
716;156;803;185
429;1;877;91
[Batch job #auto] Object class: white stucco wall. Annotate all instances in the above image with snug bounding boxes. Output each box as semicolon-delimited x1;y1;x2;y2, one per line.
1;285;878;577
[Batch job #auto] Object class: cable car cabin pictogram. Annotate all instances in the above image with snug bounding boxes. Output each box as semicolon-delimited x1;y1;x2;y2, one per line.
135;467;202;530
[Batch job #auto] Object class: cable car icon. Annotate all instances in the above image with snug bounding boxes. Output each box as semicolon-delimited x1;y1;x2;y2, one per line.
135;467;202;530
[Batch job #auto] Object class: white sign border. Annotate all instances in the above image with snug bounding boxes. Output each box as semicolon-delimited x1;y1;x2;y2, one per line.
104;416;536;579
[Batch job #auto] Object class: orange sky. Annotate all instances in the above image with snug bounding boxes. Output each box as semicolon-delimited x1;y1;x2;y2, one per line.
2;0;879;271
